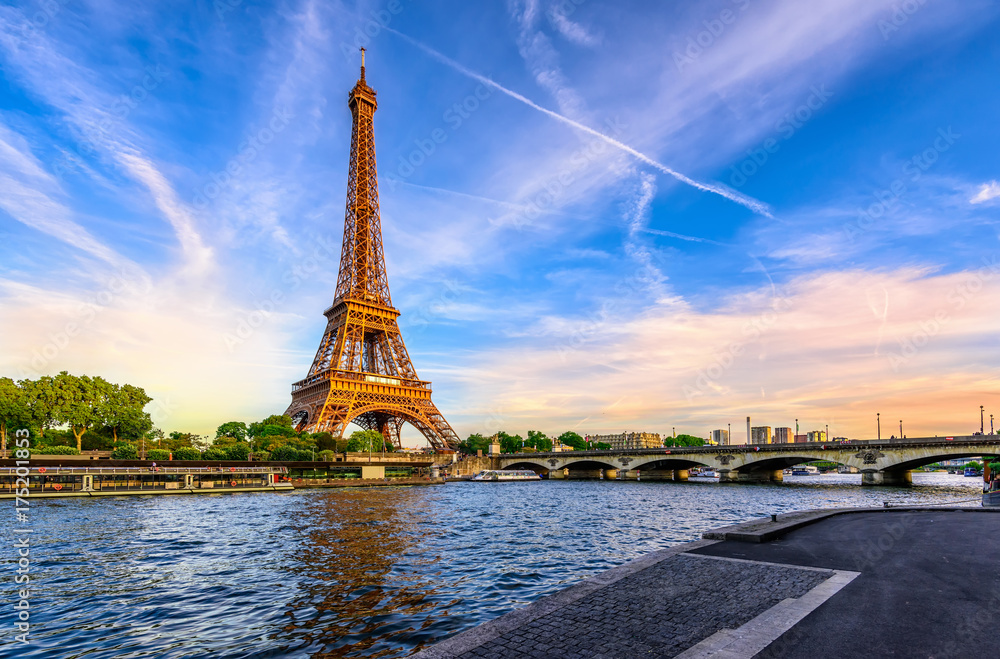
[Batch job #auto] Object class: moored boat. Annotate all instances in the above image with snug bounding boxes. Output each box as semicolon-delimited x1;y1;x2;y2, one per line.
983;460;999;507
1;464;293;498
791;465;820;476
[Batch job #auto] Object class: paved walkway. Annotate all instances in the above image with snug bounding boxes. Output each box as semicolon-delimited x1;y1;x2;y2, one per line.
414;507;1000;658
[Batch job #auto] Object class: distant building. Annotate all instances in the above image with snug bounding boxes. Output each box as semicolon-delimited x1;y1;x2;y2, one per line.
751;426;772;445
794;434;808;443
711;429;730;445
773;427;793;444
807;430;827;443
588;432;662;450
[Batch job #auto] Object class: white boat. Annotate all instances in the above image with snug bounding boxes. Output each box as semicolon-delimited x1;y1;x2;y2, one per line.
791;465;820;476
471;469;542;482
691;469;718;478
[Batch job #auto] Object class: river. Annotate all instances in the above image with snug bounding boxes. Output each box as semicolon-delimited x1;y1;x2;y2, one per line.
0;473;983;658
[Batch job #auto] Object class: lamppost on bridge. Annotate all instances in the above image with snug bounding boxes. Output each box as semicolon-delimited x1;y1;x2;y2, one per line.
900;420;903;440
826;424;829;443
981;405;985;434
992;414;995;435
877;413;880;441
728;423;731;445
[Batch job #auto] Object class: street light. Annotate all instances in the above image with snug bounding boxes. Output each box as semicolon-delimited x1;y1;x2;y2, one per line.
728;423;731;445
992;414;995;435
981;405;985;434
877;413;880;441
899;420;903;440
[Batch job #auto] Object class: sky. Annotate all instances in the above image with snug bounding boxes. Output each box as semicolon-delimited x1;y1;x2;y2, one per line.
1;0;999;446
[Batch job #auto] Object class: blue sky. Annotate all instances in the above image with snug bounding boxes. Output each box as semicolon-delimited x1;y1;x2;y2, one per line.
1;0;999;444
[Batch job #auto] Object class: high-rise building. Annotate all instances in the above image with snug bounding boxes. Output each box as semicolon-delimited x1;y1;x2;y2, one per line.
807;430;827;443
794;434;808;443
774;427;793;444
751;426;772;445
711;429;730;445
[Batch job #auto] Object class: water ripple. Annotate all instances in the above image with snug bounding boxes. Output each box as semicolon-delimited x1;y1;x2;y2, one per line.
0;473;980;658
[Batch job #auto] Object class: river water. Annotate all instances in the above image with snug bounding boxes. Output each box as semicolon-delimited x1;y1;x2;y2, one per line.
0;473;983;658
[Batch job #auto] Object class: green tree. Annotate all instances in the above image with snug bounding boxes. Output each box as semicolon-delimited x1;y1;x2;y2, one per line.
524;430;553;451
459;433;490;455
165;432;208;451
111;443;139;460
497;431;523;454
346;430;385;452
0;377;30;451
225;443;250;461
101;383;153;443
269;444;301;461
664;434;706;447
594;442;612;450
248;414;295;439
557;431;585;450
202;447;228;460
52;372;105;452
216;421;248;443
147;449;170;461
173;446;201;460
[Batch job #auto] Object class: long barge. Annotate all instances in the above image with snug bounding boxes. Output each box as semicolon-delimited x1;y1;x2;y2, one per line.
0;464;293;498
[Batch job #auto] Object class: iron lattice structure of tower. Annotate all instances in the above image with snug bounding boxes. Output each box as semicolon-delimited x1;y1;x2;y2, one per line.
284;54;460;450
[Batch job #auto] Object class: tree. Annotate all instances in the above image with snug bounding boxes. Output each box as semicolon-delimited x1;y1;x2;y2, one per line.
166;432;208;451
269;444;301;461
665;434;706;447
147;449;170;461
557;431;585;451
52;372;105;452
216;421;248;443
111;443;139;460
225;443;250;461
459;433;490;455
346;430;385;452
524;430;553;451
174;447;201;461
594;442;612;450
248;414;295;439
101;383;153;443
0;377;29;452
497;431;523;454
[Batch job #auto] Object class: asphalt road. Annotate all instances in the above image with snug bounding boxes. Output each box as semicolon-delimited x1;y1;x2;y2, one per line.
690;510;1000;658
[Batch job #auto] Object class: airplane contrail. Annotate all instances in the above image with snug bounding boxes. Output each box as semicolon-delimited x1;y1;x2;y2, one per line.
384;28;774;218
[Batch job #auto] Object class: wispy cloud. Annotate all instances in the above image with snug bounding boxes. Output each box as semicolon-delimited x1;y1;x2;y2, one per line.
384;26;774;217
971;180;1000;204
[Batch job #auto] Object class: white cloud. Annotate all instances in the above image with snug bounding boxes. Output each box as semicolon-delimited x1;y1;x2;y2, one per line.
971;180;1000;204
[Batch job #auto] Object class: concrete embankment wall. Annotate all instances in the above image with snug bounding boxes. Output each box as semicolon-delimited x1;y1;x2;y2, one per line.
449;455;498;477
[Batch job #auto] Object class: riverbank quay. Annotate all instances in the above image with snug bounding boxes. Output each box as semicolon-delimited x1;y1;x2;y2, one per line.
414;506;1000;658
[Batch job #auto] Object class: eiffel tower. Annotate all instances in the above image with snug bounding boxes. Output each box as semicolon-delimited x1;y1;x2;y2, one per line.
284;51;460;450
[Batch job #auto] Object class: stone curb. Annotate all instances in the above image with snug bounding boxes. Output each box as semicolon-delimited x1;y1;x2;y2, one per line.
702;505;995;543
411;537;721;658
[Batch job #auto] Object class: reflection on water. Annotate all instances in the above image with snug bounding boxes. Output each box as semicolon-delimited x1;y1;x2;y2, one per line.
0;473;981;659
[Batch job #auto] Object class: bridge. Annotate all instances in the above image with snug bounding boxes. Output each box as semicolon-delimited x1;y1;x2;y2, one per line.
497;435;999;486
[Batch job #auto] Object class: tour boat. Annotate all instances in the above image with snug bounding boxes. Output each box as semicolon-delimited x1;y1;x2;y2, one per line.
471;469;542;482
691;468;718;478
791;465;820;476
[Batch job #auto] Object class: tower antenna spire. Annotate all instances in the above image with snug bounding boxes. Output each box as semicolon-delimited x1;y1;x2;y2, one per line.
360;47;366;79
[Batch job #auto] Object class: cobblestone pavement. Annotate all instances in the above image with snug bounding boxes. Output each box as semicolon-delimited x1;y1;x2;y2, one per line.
450;554;833;658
